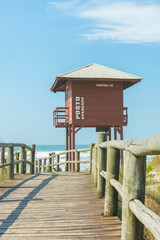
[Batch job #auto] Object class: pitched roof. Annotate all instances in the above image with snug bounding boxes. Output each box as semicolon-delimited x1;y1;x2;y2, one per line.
50;63;142;92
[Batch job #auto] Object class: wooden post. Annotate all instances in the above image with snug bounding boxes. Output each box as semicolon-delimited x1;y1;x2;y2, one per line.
66;127;68;150
122;151;146;240
93;147;98;187
69;126;72;171
56;155;59;172
89;143;95;174
7;147;14;179
49;153;52;172
104;147;120;216
91;146;95;177
52;156;55;171
30;144;35;174
15;152;19;174
35;160;38;173
20;146;26;174
65;152;68;172
38;159;42;172
97;133;107;198
72;124;75;171
75;150;80;172
1;147;6;177
120;126;123;165
43;158;47;172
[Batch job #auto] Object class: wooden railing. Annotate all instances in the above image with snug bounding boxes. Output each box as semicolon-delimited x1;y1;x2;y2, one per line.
1;135;160;240
53;107;69;127
35;147;91;173
0;143;35;179
91;133;160;240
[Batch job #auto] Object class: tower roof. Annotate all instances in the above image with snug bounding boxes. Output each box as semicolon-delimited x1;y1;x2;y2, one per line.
50;63;142;92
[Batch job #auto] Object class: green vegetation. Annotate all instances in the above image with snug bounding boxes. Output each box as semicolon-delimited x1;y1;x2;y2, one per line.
146;165;153;174
150;155;160;170
117;156;160;240
144;155;160;240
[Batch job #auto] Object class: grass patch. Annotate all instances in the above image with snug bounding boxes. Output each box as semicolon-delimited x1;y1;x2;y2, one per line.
150;155;160;170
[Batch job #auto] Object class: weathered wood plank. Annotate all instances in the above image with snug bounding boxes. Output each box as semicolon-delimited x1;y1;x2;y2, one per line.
110;179;123;198
129;199;160;240
0;172;121;239
104;147;120;217
97;133;107;198
122;151;146;240
99;134;160;156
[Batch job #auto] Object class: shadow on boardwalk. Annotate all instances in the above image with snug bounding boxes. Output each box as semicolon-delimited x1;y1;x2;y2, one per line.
0;173;58;237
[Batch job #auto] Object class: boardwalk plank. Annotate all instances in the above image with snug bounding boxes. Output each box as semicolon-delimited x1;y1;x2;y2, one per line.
0;172;121;239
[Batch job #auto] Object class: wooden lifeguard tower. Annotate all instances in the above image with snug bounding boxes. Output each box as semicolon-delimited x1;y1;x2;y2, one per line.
51;63;142;163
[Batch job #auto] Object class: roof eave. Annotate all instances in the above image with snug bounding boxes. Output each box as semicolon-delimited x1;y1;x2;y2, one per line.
50;76;142;92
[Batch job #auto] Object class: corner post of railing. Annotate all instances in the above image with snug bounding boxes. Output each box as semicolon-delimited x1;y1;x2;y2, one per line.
49;153;52;172
15;152;20;174
20;146;26;174
7;146;14;179
104;147;120;216
89;143;95;174
97;133;107;197
65;152;68;172
75;150;80;172
56;155;59;172
122;151;146;240
30;144;36;174
1;147;6;177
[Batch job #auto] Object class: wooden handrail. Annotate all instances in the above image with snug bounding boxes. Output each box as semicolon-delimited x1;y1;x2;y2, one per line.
94;134;160;240
35;147;91;174
0;144;36;179
53;107;69;112
98;134;160;156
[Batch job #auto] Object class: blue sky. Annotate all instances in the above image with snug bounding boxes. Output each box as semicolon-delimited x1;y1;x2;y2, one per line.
0;0;160;145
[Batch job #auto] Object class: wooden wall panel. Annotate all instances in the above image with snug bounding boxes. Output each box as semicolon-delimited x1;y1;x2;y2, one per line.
70;81;123;127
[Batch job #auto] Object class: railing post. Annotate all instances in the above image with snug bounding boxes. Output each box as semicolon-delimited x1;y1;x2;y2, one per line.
20;146;26;174
43;158;47;172
91;146;95;176
7;147;14;179
97;133;107;197
56;155;59;172
90;143;95;174
35;160;38;173
122;151;146;240
65;152;68;172
104;147;120;216
49;153;52;172
38;159;42;172
30;144;35;174
52;156;55;171
1;147;6;178
93;147;98;187
75;150;80;172
15;152;20;174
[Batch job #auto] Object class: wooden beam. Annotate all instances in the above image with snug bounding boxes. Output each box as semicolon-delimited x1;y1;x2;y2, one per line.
122;151;146;240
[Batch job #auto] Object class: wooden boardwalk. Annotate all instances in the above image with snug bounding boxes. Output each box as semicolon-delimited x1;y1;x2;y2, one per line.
0;172;121;239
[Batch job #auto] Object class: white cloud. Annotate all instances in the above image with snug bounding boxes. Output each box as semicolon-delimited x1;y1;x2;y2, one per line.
49;0;160;44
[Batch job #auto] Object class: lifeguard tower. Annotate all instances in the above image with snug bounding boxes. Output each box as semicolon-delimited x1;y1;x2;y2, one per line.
51;63;142;163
